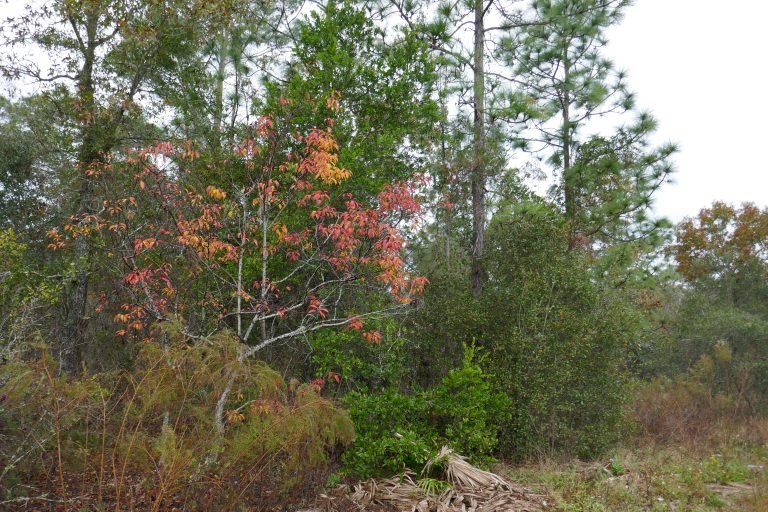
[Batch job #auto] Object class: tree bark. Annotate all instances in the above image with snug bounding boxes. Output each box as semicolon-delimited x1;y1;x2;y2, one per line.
58;8;150;374
561;54;576;250
58;11;99;376
212;32;228;149
470;0;487;295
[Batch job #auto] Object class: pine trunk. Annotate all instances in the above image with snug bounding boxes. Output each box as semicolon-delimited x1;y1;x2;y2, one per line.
470;0;486;295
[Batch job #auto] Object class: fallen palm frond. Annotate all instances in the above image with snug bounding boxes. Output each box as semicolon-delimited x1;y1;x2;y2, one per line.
428;446;510;490
332;446;548;511
350;471;423;507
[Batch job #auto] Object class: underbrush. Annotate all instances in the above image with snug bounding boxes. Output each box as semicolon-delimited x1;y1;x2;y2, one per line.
631;342;763;446
0;326;353;510
500;354;768;512
502;423;768;512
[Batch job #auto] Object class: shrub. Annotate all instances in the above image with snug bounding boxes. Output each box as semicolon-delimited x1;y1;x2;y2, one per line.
408;201;636;461
0;228;58;360
431;343;510;459
0;325;353;510
484;203;633;460
341;345;508;478
341;388;435;478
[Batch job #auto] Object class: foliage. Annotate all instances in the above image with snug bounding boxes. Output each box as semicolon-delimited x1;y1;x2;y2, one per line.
483;202;635;459
342;389;435;478
264;0;439;199
0;96;66;236
665;202;768;413
341;344;509;478
674;201;768;284
410;201;637;460
431;343;511;458
48;110;425;361
0;229;60;359
0;326;353;508
308;321;410;392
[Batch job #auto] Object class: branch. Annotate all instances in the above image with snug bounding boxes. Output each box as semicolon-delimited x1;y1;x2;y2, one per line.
241;304;411;359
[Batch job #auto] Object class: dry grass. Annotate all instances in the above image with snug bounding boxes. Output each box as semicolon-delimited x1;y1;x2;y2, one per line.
0;336;354;511
499;417;768;511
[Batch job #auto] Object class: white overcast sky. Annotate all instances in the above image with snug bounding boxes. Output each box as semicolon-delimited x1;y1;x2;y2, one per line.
604;0;768;223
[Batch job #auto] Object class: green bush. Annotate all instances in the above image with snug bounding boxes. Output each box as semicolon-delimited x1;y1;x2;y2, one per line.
342;427;435;478
341;345;508;478
341;388;435;477
432;343;510;458
409;201;636;461
484;203;633;459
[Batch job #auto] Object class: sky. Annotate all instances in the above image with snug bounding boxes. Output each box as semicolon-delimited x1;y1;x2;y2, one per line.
604;0;768;223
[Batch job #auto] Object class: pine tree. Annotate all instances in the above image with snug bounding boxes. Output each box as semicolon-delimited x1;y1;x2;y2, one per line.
508;0;675;256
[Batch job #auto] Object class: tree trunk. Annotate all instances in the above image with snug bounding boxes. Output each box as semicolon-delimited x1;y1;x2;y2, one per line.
212;32;227;148
561;56;576;250
470;0;486;295
58;12;99;375
58;179;94;375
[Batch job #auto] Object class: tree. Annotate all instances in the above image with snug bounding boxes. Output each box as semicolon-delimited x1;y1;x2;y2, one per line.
263;0;439;201
568;123;673;248
674;202;768;288
408;198;637;457
0;96;64;235
668;202;768;409
2;0;224;373
383;0;533;294
508;0;675;250
49;106;426;425
567;119;676;283
166;0;300;150
483;200;636;457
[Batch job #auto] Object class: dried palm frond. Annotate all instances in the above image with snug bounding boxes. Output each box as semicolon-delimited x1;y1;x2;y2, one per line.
427;446;509;490
337;446;548;511
350;471;424;506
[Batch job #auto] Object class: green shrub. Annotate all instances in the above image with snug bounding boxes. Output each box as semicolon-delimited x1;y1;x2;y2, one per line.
342;428;435;478
341;388;435;477
410;202;635;461
341;345;508;477
432;343;510;459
